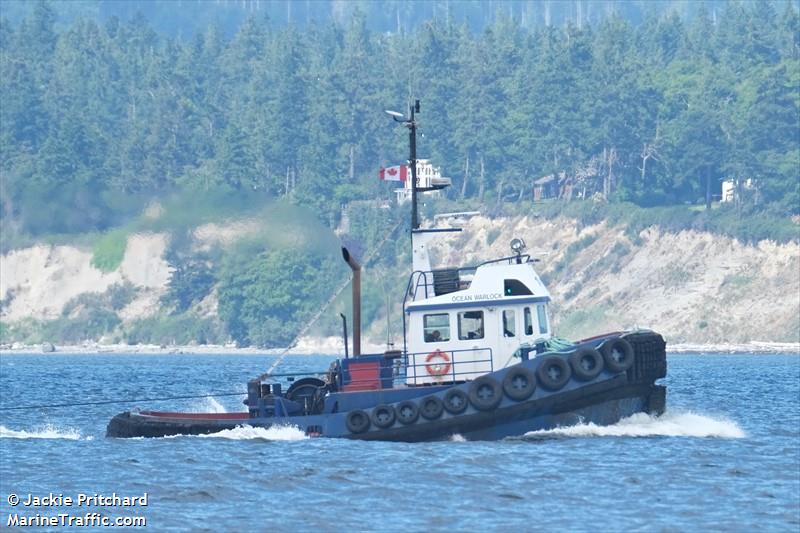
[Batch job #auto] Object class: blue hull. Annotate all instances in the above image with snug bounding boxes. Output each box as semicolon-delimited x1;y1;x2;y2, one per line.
107;331;667;442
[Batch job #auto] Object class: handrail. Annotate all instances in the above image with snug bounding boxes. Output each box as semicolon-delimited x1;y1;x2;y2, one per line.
402;270;431;356
477;254;532;267
337;347;494;389
403;254;536;308
401;347;494;386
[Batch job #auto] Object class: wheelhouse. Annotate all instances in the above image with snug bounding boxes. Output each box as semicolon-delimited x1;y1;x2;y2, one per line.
401;231;553;385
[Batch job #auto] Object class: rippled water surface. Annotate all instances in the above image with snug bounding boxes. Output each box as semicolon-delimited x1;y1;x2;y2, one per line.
1;353;798;531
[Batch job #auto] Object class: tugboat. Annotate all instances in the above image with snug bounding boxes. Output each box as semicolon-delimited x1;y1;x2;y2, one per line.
107;102;667;441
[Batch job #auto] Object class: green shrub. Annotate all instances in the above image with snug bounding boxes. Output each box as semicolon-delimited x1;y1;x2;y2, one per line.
91;229;128;272
721;273;753;288
61;283;137;317
554;307;609;340
62;292;107;317
108;282;137;310
1;312;121;344
535;200;798;244
41;309;121;343
162;258;215;313
661;264;692;286
0;318;42;343
584;241;632;278
486;228;502;245
564;280;584;300
552;233;598;275
124;314;224;345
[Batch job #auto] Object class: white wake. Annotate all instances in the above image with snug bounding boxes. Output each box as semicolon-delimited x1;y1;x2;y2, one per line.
189;396;228;414
0;424;91;441
522;411;746;439
197;425;308;441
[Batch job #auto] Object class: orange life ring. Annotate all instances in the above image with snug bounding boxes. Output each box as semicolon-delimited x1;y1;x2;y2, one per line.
425;350;452;377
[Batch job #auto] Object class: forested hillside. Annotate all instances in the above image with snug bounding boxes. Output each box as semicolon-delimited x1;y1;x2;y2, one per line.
0;0;742;37
1;0;798;243
1;1;798;348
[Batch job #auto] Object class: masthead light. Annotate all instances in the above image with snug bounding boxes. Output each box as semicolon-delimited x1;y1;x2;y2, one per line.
510;238;526;254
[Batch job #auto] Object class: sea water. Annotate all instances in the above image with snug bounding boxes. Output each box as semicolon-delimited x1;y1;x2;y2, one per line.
0;353;797;531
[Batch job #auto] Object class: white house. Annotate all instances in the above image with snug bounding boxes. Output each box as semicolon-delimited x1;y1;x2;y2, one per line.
395;160;452;204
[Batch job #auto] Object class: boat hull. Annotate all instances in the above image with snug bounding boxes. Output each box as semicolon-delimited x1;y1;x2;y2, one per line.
107;331;667;442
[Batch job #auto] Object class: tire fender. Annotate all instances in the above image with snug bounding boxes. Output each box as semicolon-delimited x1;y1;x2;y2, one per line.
443;388;469;414
601;338;634;373
468;376;503;411
396;401;420;425
419;395;444;420
370;404;396;429
536;356;572;391
502;366;537;401
569;347;604;381
345;409;370;434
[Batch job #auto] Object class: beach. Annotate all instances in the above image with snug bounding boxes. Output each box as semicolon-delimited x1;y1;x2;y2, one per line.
2;338;797;356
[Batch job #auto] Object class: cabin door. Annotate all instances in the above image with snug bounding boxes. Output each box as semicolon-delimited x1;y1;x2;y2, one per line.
497;308;520;368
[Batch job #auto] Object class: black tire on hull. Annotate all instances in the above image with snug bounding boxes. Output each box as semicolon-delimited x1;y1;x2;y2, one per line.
420;396;444;420
537;356;571;391
468;376;503;411
346;409;371;434
569;347;604;381
502;367;537;401
396;401;420;424
601;338;635;373
371;404;396;429
443;388;469;414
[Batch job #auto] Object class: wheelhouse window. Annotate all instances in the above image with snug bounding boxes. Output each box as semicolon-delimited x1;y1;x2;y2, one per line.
537;304;548;334
504;279;533;296
423;314;450;342
502;310;516;337
458;311;484;340
524;307;534;336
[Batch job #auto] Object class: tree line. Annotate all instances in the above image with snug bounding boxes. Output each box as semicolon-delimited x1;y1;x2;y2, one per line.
1;0;798;241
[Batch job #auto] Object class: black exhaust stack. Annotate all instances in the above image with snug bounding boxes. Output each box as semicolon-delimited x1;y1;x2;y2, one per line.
341;247;361;357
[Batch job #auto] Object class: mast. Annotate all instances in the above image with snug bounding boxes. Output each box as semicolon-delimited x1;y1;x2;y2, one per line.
409;99;419;230
385;99;421;231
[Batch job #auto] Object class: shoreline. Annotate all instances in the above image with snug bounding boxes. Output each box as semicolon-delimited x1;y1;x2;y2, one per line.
667;341;799;354
1;339;797;356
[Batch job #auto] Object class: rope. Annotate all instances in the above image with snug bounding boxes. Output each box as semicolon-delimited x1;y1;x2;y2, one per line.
254;218;404;382
512;337;576;359
0;372;328;412
0;391;246;412
545;336;577;351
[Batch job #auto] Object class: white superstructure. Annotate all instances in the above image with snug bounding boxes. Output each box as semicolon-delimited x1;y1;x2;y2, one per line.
404;230;552;385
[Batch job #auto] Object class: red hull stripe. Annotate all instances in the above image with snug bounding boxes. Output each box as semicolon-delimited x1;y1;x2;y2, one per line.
138;411;249;420
578;331;623;343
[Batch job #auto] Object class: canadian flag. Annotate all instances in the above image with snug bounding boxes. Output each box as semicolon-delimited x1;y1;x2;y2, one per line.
379;165;408;182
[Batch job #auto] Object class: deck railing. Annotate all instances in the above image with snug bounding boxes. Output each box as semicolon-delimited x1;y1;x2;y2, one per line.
397;347;494;386
337;348;494;391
